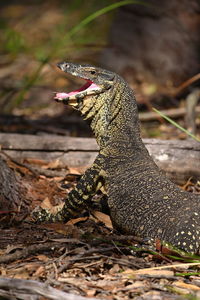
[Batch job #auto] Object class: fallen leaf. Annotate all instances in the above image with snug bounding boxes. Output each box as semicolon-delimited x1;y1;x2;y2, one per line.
122;268;174;277
42;223;81;237
66;216;88;225
42;159;60;169
173;281;200;291
67;166;85;175
33;265;45;277
24;158;47;166
36;255;49;262
140;291;167;298
114;281;146;292
0;268;7;276
109;264;121;274
40;198;64;213
40;197;52;209
51;176;64;182
91;211;113;229
86;289;96;297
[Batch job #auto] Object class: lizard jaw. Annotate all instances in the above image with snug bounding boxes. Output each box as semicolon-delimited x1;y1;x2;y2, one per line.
54;80;102;106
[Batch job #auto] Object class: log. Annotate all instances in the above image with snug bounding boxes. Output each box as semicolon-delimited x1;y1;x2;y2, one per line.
0;133;200;184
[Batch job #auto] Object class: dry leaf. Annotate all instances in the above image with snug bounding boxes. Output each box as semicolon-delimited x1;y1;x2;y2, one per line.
52;176;64;182
0;268;7;276
40;198;64;213
109;264;121;274
13;270;30;279
42;223;81;237
42;159;60;169
40;197;52;209
86;289;96;297
24;158;47;166
173;281;200;291
36;255;49;262
33;265;45;277
122;268;174;277
67;166;85;175
66;216;88;225
114;281;146;292
24;263;41;272
91;211;113;229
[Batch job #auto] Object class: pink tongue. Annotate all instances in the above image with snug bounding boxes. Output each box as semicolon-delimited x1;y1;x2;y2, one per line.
55;80;99;100
55;92;69;99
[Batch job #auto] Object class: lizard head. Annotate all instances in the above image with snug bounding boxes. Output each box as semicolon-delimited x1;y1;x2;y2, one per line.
54;62;114;115
54;62;141;149
54;62;133;146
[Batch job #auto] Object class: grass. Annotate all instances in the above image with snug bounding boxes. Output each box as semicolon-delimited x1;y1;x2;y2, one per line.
153;108;200;142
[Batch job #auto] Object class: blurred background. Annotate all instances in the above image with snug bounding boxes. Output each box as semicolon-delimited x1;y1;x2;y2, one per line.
0;0;199;139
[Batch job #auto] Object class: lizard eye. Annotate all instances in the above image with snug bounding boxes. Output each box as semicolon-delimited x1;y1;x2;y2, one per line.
90;70;96;75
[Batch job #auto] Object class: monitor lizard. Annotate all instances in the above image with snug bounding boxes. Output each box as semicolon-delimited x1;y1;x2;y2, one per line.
33;62;200;254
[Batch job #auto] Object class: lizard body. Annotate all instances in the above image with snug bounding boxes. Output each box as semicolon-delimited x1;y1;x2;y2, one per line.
35;62;200;254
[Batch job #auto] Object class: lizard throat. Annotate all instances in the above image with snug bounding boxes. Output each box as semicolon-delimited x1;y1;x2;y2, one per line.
54;80;102;106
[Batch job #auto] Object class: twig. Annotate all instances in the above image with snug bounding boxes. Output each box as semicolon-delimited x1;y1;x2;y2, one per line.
0;242;66;264
28;167;66;178
139;106;200;122
172;73;200;96
90;234;144;245
58;246;126;273
101;254;144;269
0;149;66;178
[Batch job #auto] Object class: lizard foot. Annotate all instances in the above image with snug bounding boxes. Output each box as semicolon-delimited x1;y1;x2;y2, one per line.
31;206;69;224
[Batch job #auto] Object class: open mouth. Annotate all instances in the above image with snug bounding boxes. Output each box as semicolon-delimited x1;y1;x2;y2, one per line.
54;80;101;102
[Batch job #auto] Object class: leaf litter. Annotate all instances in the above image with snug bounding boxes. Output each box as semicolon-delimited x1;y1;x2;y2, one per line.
0;162;200;299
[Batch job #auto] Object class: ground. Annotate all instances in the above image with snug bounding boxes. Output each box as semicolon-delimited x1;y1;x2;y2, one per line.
0;168;200;299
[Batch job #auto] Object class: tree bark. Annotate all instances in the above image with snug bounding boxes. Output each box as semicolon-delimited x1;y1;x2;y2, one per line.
0;157;29;224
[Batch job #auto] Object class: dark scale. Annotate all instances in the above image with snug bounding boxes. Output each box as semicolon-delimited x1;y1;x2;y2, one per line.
33;62;200;254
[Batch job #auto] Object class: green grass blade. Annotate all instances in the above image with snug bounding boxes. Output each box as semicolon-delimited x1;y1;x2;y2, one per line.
49;0;149;59
13;0;148;109
68;1;149;36
153;107;200;142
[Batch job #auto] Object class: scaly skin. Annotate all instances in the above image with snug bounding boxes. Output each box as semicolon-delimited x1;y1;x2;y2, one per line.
33;62;200;254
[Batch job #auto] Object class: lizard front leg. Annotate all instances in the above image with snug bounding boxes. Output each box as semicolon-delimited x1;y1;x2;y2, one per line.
32;155;106;223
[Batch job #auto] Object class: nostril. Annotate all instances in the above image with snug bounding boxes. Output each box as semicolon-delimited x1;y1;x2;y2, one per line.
56;62;63;69
57;62;68;70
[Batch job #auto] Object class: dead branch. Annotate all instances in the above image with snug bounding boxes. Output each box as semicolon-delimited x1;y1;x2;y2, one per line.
0;277;98;300
172;73;200;96
0;242;64;264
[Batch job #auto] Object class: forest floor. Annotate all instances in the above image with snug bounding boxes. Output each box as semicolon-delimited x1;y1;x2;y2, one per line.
0;155;200;300
1;1;200;299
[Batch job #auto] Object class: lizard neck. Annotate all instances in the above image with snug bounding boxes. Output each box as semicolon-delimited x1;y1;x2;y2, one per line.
90;75;147;156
